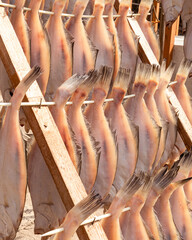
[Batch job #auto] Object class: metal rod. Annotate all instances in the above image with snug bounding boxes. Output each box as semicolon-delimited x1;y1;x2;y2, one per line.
41;206;131;237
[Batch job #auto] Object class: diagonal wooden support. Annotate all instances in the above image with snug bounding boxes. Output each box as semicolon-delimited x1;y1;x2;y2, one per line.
0;3;107;240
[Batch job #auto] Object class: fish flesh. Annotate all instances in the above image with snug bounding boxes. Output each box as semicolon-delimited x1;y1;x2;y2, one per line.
25;0;50;95
45;0;73;100
86;0;114;71
136;0;160;61
115;0;138;93
84;66;117;198
28;73;88;233
53;192;103;240
65;0;97;74
0;66;41;239
101;173;144;240
105;68;138;197
66;70;99;193
124;63;160;172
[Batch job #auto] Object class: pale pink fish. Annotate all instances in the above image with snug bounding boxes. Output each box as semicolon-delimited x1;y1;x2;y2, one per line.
121;173;153;240
101;173;144;240
66;71;99;193
25;0;50;95
86;0;114;71
141;163;179;240
154;62;178;167
65;0;97;75
124;64;160;172
28;74;88;234
10;0;30;63
115;0;138;93
183;18;192;61
45;0;73;100
67;0;94;15
53;192;103;240
161;0;184;27
181;0;192;32
104;68;138;198
144;66;168;169
84;66;117;198
0;66;41;239
136;0;160;61
169;151;192;240
104;0;121;83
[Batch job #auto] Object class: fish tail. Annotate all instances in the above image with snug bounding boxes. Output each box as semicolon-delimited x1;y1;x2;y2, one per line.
160;61;175;86
178;148;192;170
176;58;192;80
174;177;192;188
94;66;113;92
79;69;100;93
134;63;152;86
150;65;160;84
113;67;130;91
10;66;41;109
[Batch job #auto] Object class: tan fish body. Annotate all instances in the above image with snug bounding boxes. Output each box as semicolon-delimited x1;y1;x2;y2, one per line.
104;0;121;83
136;0;160;61
65;0;97;74
101;173;144;240
45;0;73;99
66;71;99;193
25;0;50;95
115;0;138;92
0;67;41;239
105;69;138;196
124;64;160;172
10;0;30;63
154;63;178;167
86;0;114;70
84;66;117;197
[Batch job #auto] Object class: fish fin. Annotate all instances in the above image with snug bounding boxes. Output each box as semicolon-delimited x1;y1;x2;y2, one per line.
178;148;192;171
64;27;75;48
134;63;152;86
79;69;100;93
141;172;153;193
11;65;41;108
113;68;131;91
94;66;113;92
175;177;192;187
159;61;175;86
68;191;103;224
153;162;180;192
176;58;192;80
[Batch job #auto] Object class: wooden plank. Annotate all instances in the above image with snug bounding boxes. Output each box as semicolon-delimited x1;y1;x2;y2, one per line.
152;0;160;32
166;87;192;150
163;17;180;67
128;17;159;65
0;4;108;240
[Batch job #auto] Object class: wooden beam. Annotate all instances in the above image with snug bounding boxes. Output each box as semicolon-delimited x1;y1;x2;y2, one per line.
0;4;108;240
163;16;180;67
128;17;159;65
152;0;160;32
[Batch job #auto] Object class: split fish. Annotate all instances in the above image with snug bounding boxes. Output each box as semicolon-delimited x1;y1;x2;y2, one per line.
65;0;97;74
136;0;160;61
25;0;50;95
84;66;117;198
0;66;41;240
45;0;73;100
115;0;138;93
105;68;138;197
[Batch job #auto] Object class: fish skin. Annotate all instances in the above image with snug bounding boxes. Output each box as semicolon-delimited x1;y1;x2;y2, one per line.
124;64;160;172
101;173;144;240
0;67;41;239
181;0;192;32
66;71;99;193
25;0;50;95
115;0;138;93
84;66;117;198
154;63;178;168
65;0;97;75
104;68;138;197
86;0;114;71
104;0;121;84
136;0;160;61
45;0;73;100
10;0;30;63
53;192;103;240
183;19;192;62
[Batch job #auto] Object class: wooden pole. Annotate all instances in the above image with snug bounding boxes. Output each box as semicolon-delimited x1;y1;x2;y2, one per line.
0;3;108;240
152;0;160;32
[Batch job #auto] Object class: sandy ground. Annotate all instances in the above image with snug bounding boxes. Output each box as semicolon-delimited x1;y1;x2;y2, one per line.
15;189;41;240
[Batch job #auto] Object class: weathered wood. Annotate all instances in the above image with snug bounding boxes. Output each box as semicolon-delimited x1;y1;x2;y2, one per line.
166;88;192;150
163;17;180;67
152;0;160;32
0;4;108;240
128;17;159;65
